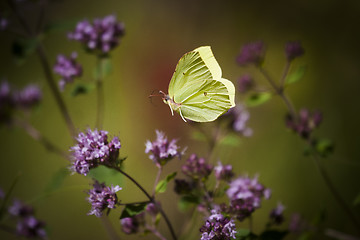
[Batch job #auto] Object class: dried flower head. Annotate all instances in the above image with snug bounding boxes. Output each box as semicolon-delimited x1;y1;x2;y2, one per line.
68;15;125;54
145;130;182;167
269;202;285;225
87;181;122;217
182;154;213;180
53;52;82;90
285;108;322;139
285;41;305;61
70;128;121;176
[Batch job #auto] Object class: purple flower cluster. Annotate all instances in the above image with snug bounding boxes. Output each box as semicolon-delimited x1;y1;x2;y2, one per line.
269;202;285;225
68;15;125;54
53;52;82;91
145;130;181;167
13;84;42;109
226;175;271;221
8;200;46;239
285;109;322;139
87;181;121;217
182;154;213;180
226;105;253;136
0;81;42;122
70;128;121;176
0;14;8;31
237;74;254;93
214;161;234;182
120;213;145;234
236;41;265;66
285;41;305;61
200;209;237;240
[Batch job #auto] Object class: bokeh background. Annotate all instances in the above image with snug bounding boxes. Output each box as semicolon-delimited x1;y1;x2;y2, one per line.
1;0;360;239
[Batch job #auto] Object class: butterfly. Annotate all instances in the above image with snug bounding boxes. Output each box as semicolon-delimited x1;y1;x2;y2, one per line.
161;46;235;122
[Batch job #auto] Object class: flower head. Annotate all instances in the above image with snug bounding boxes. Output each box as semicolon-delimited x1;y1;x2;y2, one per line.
16;216;47;239
214;162;234;181
285;108;322;139
8;200;34;217
224;105;252;136
53;52;82;90
0;80;14;123
87;181;121;217
285;41;304;61
236;41;265;66
226;175;271;220
269;202;285;225
145;130;181;167
120;213;145;234
68;15;125;54
0;14;8;31
200;209;236;240
182;154;213;180
70;128;121;175
174;179;195;195
237;74;254;93
13;84;42;108
0;187;4;199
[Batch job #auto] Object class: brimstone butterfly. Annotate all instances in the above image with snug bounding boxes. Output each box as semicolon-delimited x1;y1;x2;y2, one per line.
161;46;235;122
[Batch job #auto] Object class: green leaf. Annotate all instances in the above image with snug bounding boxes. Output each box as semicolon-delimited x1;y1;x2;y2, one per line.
219;133;241;147
285;65;307;85
120;203;147;219
259;230;288;240
44;167;69;193
44;19;79;34
12;38;39;64
245;92;272;107
236;229;258;240
191;130;207;142
155;172;177;193
353;193;360;206
178;195;200;211
93;58;112;79
315;138;334;158
71;83;95;97
88;165;123;186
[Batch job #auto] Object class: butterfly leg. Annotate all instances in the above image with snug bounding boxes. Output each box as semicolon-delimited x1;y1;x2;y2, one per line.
167;101;174;116
179;108;187;122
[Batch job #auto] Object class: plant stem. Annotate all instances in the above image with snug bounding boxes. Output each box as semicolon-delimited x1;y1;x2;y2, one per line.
100;215;121;240
279;60;291;89
112;166;177;240
9;0;76;137
153;167;162;196
258;64;360;234
312;155;360;234
146;224;168;240
95;56;105;129
13;118;68;159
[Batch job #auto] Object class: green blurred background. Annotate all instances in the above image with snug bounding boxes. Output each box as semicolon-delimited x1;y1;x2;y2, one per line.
1;0;360;239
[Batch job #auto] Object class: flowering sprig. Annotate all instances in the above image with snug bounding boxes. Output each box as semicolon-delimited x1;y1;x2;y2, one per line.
200;209;237;240
53;52;82;91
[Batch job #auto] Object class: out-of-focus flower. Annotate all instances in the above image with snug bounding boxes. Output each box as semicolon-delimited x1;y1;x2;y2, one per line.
8;200;34;217
236;41;265;66
68;15;125;54
224;104;253;136
214;161;234;181
226;175;271;221
289;213;310;234
285;41;305;61
13;84;42;108
120;213;145;234
16;216;47;239
0;14;8;31
146;202;160;216
53;52;82;91
0;187;4;199
237;74;254;93
269;202;285;225
200;209;236;240
0;81;14;123
182;154;212;180
174;179;195;195
87;181;121;217
145;130;182;167
285;109;322;139
70;128;121;176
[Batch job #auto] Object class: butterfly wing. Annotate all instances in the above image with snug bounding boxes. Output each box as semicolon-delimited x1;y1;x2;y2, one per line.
176;79;233;122
168;46;221;100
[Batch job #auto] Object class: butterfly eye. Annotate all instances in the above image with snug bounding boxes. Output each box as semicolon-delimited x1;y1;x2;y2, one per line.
204;92;208;96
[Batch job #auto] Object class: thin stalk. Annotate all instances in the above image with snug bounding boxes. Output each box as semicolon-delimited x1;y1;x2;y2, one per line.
100;215;121;240
9;0;76;137
13;118;68;159
95;56;105;129
312;155;360;234
248;216;253;232
146;224;168;240
279;60;291;89
112;166;177;240
118;200;151;206
153;167;162;196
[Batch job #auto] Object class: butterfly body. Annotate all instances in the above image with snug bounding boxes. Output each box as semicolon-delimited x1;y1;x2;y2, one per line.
163;46;235;122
